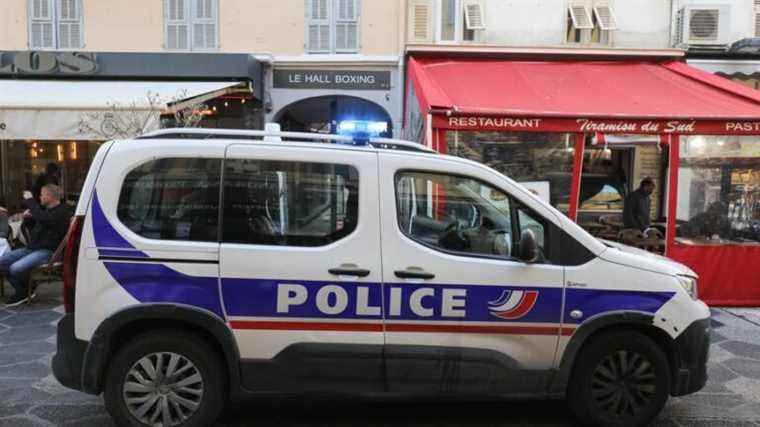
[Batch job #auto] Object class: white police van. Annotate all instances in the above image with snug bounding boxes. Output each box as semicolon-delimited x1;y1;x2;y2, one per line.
52;127;710;427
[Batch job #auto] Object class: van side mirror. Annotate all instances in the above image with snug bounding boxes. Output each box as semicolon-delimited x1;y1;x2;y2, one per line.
516;229;540;263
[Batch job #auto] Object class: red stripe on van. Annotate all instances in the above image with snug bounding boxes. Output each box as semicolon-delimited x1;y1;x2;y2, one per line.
230;320;577;336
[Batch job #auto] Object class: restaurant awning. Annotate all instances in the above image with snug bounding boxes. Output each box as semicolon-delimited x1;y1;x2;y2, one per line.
408;57;760;135
0;80;249;140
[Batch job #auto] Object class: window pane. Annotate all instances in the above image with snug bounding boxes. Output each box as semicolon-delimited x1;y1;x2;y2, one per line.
517;207;545;251
222;160;359;247
117;158;221;242
677;136;760;245
440;0;456;41
395;171;514;258
447;131;575;213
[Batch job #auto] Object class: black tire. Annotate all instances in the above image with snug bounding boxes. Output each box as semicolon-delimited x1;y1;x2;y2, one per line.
103;330;227;427
568;330;671;427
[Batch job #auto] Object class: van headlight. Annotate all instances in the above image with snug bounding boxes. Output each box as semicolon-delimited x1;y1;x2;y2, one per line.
677;275;698;300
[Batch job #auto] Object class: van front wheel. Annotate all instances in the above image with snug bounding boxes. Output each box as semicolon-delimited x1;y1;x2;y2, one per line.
568;331;670;427
103;331;227;427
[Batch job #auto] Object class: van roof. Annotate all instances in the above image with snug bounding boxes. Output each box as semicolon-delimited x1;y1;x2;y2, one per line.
137;128;437;155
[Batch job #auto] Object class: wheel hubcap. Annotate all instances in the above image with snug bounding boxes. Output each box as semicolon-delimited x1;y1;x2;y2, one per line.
122;352;204;426
591;350;657;418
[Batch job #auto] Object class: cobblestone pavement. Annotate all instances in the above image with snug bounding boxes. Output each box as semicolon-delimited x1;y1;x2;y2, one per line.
1;284;759;426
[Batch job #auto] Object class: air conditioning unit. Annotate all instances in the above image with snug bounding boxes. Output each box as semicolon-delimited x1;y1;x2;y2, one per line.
676;5;730;46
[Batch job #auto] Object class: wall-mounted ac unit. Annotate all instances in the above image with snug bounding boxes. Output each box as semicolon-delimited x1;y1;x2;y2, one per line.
675;5;730;46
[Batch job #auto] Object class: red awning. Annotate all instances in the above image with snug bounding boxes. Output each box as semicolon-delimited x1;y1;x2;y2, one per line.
408;57;760;134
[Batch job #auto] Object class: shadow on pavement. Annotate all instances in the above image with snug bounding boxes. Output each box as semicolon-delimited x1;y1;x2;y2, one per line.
218;399;576;426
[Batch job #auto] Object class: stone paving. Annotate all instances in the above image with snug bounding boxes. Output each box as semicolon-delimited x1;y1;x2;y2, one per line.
1;284;759;426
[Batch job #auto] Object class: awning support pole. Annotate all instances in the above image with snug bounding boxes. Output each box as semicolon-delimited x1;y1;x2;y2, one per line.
568;133;585;222
665;134;680;257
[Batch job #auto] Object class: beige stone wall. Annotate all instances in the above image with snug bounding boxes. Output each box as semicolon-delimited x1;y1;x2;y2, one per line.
1;0;29;50
83;0;163;51
0;0;400;56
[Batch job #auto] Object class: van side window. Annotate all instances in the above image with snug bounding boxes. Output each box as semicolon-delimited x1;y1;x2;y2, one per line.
395;171;513;258
222;159;359;247
517;206;546;252
117;158;221;242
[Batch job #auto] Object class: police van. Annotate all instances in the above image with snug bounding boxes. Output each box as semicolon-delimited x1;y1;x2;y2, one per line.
52;127;710;427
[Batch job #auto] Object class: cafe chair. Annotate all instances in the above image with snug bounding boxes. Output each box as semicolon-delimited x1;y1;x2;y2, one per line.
26;238;66;305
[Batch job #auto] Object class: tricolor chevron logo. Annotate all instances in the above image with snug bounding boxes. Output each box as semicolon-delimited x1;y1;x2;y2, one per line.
488;290;539;320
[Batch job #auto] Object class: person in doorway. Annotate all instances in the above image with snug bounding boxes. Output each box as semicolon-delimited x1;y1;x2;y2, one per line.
623;177;655;232
0;184;71;307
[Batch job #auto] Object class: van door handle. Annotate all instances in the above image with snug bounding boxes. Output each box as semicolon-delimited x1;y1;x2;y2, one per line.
328;267;371;277
394;269;435;280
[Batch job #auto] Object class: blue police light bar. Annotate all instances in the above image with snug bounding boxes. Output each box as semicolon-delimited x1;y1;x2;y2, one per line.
337;120;388;144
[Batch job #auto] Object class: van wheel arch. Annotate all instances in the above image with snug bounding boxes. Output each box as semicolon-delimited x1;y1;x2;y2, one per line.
551;312;677;395
81;304;241;396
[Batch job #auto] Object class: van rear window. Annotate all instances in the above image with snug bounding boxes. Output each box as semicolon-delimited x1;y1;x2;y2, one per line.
117;158;222;242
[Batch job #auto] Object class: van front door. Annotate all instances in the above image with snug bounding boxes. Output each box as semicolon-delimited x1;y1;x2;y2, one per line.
219;144;384;393
379;152;565;395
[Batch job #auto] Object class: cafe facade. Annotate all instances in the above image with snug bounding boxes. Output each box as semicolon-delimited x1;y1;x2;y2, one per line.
403;46;760;306
0;50;263;211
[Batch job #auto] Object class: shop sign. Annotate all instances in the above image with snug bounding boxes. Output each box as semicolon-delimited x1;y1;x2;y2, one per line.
0;51;98;75
436;115;760;135
273;69;391;90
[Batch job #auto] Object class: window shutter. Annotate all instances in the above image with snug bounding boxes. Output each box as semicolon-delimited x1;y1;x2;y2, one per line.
307;0;331;52
166;0;189;50
408;0;432;43
30;0;55;48
593;4;617;31
463;0;485;30
58;0;83;49
568;3;594;29
192;0;217;50
336;0;359;52
755;0;760;36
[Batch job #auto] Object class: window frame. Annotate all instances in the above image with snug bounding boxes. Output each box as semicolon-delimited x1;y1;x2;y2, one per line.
220;158;361;248
116;157;224;244
434;0;478;43
163;0;219;52
306;0;361;54
28;0;84;50
393;169;552;263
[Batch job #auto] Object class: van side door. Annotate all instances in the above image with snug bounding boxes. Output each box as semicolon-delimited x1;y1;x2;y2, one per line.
379;151;565;395
219;144;385;393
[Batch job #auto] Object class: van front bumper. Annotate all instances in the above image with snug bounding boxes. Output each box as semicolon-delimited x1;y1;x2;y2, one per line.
671;317;710;396
52;313;88;392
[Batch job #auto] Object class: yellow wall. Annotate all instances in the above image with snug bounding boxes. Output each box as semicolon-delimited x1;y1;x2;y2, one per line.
0;0;400;55
220;0;306;54
1;0;29;50
83;0;163;51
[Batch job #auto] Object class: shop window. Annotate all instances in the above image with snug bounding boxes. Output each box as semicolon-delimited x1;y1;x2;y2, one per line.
117;158;222;242
2;141;101;211
28;0;83;50
395;171;516;258
164;0;218;51
222;159;359;247
676;136;760;245
307;0;360;53
446;132;575;214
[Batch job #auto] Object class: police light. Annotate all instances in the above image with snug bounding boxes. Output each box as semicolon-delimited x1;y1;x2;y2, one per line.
337;120;388;144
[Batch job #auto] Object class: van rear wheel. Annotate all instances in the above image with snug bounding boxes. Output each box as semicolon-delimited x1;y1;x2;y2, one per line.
103;331;226;427
568;330;670;427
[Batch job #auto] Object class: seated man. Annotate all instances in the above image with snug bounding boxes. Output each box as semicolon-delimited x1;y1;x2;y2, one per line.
623;177;655;232
1;184;71;307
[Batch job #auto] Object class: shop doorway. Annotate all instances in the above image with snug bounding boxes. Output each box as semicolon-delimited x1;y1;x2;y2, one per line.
274;96;392;137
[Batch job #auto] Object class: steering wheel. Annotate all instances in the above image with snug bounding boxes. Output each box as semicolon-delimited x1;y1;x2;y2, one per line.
439;219;469;251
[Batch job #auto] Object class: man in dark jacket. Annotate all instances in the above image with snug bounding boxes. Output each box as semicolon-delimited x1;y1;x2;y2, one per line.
1;184;71;307
623;177;655;232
